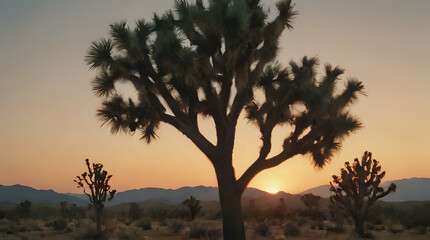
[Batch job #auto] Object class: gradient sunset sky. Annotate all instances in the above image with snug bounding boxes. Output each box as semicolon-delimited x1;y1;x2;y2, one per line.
1;0;429;194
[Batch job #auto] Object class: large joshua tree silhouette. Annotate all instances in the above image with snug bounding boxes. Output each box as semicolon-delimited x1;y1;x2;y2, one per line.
74;159;116;237
329;152;396;237
86;0;364;239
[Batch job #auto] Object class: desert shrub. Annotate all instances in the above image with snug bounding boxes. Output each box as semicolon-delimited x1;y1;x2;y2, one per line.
317;221;324;230
46;219;68;231
135;218;151;230
205;228;222;240
188;222;221;239
0;219;14;232
189;222;207;238
372;225;385;231
414;225;426;235
22;221;42;231
72;226;98;240
116;227;131;240
266;218;282;227
254;222;269;236
389;224;404;234
169;207;189;219
297;217;307;227
411;204;430;228
365;223;374;230
31;206;58;219
326;225;345;233
166;218;184;233
147;208;169;221
284;222;300;237
0;211;6;219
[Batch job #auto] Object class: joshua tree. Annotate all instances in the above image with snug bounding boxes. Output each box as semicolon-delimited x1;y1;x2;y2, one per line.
183;195;202;220
300;193;323;220
86;0;364;238
273;198;288;219
128;202;141;221
300;193;321;211
74;159;116;237
60;201;68;219
16;200;32;219
329;151;396;237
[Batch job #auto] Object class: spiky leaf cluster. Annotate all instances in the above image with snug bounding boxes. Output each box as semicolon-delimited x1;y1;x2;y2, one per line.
329;152;396;215
74;159;116;207
87;0;297;144
246;57;364;167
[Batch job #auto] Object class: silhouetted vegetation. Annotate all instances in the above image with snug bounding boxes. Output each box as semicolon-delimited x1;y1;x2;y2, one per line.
74;158;116;237
46;219;68;231
254;221;270;236
16;200;32;219
128;202;142;222
283;222;300;237
330;151;396;237
300;193;324;221
183;195;202;220
0;196;429;239
86;0;364;238
135;218;152;230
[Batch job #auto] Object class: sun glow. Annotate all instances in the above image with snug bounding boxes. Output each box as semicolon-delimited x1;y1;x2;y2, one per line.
267;187;278;194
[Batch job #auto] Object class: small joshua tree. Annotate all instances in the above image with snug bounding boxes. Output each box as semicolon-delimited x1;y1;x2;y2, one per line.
74;159;116;237
128;202;141;222
329;151;396;237
300;193;323;221
183;195;202;220
301;193;321;211
16;200;32;219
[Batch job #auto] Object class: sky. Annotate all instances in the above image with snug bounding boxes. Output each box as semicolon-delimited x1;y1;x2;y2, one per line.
0;0;429;195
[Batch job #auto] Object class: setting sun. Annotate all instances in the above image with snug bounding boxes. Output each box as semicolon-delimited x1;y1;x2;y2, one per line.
267;187;279;194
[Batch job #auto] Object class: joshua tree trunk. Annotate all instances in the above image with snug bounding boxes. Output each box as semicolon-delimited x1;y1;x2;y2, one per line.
96;205;103;237
215;160;246;240
354;214;365;237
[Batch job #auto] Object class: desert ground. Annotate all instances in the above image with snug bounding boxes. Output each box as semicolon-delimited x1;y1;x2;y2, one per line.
1;217;430;240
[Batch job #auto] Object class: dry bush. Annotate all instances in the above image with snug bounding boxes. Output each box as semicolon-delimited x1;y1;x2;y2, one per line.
166;218;184;233
414;225;426;235
188;221;222;239
135;218;152;230
389;223;404;234
0;219;14;233
283;222;300;237
46;219;68;231
72;226;98;240
254;222;269;236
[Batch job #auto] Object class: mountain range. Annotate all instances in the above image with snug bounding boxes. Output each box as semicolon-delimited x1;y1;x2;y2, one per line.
1;177;429;207
299;177;430;202
0;184;87;206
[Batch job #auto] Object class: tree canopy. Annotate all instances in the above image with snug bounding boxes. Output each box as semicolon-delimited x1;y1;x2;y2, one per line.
86;0;365;239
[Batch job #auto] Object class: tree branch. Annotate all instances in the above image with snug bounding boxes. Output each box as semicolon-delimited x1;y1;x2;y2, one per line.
237;149;296;194
161;113;216;161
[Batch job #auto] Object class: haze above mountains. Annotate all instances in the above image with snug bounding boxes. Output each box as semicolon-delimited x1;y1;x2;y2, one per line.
1;178;429;207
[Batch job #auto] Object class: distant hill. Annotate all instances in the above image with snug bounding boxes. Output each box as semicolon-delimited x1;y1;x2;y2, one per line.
105;185;298;206
0;184;87;206
3;177;429;207
299;177;430;202
1;184;301;207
